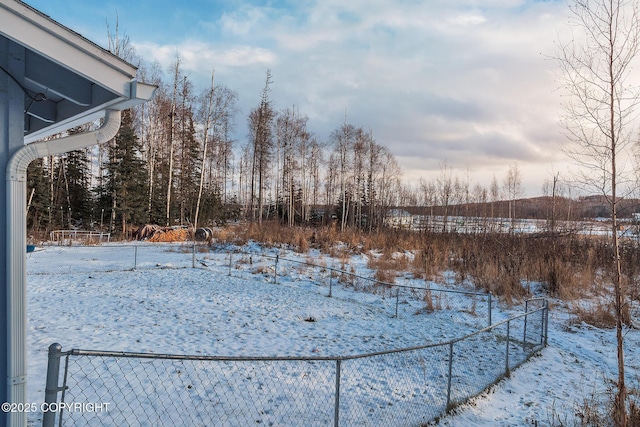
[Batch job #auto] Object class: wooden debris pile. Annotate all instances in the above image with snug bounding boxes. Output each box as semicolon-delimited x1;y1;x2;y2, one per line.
134;224;192;242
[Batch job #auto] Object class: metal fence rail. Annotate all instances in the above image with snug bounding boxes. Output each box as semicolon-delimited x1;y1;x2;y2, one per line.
49;230;111;244
42;304;547;427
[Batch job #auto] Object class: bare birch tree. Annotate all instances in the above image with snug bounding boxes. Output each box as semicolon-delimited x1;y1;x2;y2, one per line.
377;147;402;225
194;71;216;231
489;174;500;224
419;178;437;232
274;107;309;226
437;163;453;232
165;56;181;226
504;162;522;231
331;120;356;231
194;71;237;228
308;137;325;221
555;1;640;424
542;171;562;233
138;61;167;223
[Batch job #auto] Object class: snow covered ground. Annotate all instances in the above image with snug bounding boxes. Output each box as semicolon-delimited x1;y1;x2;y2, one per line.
22;242;639;426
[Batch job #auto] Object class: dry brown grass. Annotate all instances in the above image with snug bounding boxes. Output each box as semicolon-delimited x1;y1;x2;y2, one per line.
307;255;325;268
373;268;396;284
569;297;632;329
548;381;640;427
367;251;413;285
629;399;640;427
252;265;272;275
570;303;618;329
297;230;309;253
190;220;640;423
422;289;437;313
209;221;640;318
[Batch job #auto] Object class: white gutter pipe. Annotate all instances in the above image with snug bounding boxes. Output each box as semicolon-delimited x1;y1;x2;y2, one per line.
5;109;121;427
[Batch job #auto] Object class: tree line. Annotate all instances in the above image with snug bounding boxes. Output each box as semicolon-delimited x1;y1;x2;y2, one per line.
24;55;405;237
25;45;537;239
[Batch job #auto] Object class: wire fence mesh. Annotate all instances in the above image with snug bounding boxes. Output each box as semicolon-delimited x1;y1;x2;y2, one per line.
27;243;493;330
29;243;548;426
44;306;546;427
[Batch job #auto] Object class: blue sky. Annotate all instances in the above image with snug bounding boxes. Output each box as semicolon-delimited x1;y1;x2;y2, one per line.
25;0;573;196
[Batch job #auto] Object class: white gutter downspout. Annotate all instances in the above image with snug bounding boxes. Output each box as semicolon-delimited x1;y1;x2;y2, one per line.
5;109;121;427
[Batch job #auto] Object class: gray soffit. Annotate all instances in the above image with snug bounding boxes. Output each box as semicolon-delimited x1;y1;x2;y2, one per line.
0;0;155;143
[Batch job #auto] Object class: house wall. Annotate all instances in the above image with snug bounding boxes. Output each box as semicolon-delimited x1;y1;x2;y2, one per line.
1;35;27;427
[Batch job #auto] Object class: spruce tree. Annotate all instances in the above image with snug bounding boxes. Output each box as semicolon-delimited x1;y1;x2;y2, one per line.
26;158;51;236
64;148;93;227
95;110;149;237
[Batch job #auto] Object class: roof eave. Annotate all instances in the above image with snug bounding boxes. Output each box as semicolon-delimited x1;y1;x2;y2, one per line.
23;81;157;143
0;0;137;97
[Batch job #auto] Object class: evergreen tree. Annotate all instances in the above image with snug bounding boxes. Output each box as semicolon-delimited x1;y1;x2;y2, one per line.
199;184;224;224
247;70;275;223
65;148;93;227
26;158;51;236
95;110;149;237
177;113;201;225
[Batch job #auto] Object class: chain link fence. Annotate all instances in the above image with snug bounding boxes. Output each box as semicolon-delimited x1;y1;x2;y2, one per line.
42;302;546;427
27;243;493;330
29;243;547;426
27;244;197;274
228;249;494;330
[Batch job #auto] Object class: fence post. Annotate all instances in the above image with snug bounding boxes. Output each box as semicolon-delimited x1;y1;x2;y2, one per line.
505;320;511;377
545;300;549;346
334;359;341;427
395;288;400;318
228;252;232;276
329;269;333;298
192;242;196;268
488;292;492;327
43;343;63;427
274;255;279;284
543;300;549;346
446;342;454;411
523;300;529;351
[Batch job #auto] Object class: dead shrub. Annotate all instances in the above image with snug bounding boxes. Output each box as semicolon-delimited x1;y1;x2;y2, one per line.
572;386;613;427
548;262;582;300
394;253;411;271
548;378;640;427
570;302;617;329
411;249;440;280
415;289;442;314
211;227;230;241
297;232;309;253
367;252;401;285
236;255;253;265
374;268;396;284
339;267;355;286
629;398;640;427
252;265;271;275
196;222;639;307
368;250;412;284
423;289;435;312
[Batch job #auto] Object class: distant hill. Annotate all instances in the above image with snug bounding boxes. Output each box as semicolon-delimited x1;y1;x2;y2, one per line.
402;196;640;220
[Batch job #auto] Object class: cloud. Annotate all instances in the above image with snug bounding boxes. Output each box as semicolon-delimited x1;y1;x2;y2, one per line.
218;7;269;37
131;0;570;196
133;41;276;71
